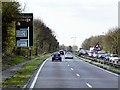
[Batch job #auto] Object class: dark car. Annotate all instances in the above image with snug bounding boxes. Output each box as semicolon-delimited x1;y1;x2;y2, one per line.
59;50;64;55
52;53;62;62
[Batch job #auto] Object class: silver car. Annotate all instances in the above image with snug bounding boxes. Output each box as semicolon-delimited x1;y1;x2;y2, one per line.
65;52;73;59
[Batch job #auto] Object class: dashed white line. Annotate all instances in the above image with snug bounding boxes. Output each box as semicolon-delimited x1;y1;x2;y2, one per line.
86;83;92;88
71;68;74;71
76;74;80;77
30;59;48;88
68;64;70;66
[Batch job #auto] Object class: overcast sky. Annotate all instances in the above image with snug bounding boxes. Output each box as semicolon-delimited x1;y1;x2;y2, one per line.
18;0;119;48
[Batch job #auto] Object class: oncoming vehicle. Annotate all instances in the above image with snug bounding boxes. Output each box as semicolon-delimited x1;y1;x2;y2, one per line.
109;54;120;67
97;51;106;59
104;54;111;64
52;53;62;62
86;50;92;57
78;49;88;56
92;52;98;58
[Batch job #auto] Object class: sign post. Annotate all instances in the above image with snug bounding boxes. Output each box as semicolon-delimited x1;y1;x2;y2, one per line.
16;13;33;47
29;47;32;59
16;13;33;59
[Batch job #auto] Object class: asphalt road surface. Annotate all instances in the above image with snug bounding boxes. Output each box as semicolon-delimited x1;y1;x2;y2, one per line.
27;55;119;89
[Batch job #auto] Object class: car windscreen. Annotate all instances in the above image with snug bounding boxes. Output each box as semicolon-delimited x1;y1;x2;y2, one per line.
112;55;119;57
54;54;60;57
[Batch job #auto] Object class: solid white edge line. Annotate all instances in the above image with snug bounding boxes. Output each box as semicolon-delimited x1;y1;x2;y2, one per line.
89;63;119;77
76;74;80;77
86;83;92;88
30;59;48;88
80;58;119;77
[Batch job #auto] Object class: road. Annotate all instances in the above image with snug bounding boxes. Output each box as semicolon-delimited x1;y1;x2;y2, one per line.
27;55;119;89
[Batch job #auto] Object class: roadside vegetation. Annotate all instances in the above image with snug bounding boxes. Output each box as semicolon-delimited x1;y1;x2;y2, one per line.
81;28;120;55
75;52;120;75
2;54;40;71
2;55;26;71
2;1;59;70
2;54;51;88
80;27;120;74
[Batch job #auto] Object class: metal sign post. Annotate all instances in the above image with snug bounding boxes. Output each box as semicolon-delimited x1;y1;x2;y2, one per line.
28;27;29;47
29;47;32;59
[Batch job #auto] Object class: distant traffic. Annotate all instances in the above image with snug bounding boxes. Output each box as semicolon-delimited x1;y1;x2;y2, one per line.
78;47;120;67
52;50;74;62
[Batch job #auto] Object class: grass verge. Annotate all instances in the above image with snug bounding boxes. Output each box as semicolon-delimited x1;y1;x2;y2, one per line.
91;61;120;74
77;55;120;75
2;55;27;71
2;55;40;71
2;54;51;88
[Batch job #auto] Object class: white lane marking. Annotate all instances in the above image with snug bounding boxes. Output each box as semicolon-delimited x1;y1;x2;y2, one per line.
76;74;80;77
68;64;70;66
86;83;92;88
89;62;119;77
71;68;74;70
30;59;48;88
81;59;119;77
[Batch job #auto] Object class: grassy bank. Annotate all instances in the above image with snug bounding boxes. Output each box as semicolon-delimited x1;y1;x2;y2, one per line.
2;55;27;71
2;54;51;88
91;61;120;74
78;56;120;74
2;54;41;71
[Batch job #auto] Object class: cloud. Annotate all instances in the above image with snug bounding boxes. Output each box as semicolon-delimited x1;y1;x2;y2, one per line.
18;0;119;46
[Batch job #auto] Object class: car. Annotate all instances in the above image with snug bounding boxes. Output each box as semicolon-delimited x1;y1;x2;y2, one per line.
86;50;93;57
97;51;106;59
92;52;98;58
78;49;88;56
65;52;73;59
59;50;64;55
112;58;120;67
52;53;62;62
104;53;111;64
91;51;98;61
96;51;106;63
104;53;111;60
109;54;120;66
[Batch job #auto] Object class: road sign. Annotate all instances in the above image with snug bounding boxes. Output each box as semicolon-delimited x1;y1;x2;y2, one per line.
16;29;28;37
16;13;33;47
17;40;28;47
94;42;101;51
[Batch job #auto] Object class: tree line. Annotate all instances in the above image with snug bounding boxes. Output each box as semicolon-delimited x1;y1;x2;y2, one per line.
34;19;59;54
81;28;120;55
2;1;59;59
